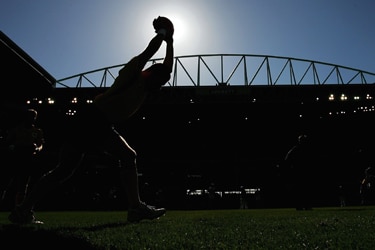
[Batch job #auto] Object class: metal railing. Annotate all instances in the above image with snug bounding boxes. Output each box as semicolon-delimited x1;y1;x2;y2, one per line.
56;54;375;88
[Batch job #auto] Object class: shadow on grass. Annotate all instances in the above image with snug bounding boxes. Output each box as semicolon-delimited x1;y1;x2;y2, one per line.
78;221;129;232
0;222;130;249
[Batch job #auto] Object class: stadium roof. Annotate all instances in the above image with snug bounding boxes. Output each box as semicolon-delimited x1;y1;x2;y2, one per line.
0;30;56;103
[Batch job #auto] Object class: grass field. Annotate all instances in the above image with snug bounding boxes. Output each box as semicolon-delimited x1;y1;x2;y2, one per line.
1;206;375;249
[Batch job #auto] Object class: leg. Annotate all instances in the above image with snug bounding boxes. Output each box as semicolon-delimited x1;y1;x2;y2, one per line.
0;177;14;209
120;162;141;208
14;175;30;206
20;145;85;211
9;145;85;224
105;128;166;222
105;128;140;207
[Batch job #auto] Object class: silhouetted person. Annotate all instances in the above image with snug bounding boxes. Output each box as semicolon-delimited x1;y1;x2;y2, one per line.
338;185;346;207
284;134;315;210
1;109;44;209
239;186;248;209
8;16;174;224
208;182;219;209
360;166;375;205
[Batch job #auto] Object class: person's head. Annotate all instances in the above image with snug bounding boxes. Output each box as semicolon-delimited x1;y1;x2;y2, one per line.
365;167;375;176
297;134;308;144
142;63;171;92
23;109;37;127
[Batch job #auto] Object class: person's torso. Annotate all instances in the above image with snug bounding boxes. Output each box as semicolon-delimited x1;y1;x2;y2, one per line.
9;126;43;147
94;57;148;123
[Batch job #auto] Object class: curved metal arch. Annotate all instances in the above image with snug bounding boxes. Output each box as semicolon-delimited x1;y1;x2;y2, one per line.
56;54;375;88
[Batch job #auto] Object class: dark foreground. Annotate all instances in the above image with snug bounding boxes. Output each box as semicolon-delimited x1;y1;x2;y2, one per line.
1;207;374;249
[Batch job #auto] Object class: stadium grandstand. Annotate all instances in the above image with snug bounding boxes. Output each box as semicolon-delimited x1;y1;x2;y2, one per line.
1;30;375;210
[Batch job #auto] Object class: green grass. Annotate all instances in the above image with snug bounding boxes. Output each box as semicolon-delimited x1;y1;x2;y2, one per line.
1;207;375;249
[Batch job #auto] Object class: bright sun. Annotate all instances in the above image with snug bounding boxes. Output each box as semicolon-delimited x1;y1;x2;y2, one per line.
145;2;193;45
139;12;189;50
138;3;207;57
165;14;187;42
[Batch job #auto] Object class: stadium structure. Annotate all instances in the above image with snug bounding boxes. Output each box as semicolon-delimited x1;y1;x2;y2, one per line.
2;30;375;210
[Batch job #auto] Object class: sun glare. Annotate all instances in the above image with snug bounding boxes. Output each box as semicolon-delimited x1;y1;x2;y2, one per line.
138;11;190;53
166;14;187;42
137;2;209;58
146;2;197;46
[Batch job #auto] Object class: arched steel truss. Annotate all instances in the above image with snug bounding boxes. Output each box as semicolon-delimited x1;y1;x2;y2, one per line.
56;54;375;88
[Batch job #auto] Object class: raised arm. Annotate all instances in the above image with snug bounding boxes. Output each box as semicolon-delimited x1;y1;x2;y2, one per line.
138;16;174;69
163;38;174;73
137;33;164;69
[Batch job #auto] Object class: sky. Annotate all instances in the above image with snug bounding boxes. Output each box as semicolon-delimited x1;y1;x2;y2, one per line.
1;0;375;84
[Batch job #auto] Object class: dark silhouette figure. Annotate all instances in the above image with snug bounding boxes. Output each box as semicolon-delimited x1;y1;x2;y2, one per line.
239;186;248;209
338;185;346;207
207;182;218;209
8;16;174;224
1;109;44;209
284;134;315;210
360;166;375;205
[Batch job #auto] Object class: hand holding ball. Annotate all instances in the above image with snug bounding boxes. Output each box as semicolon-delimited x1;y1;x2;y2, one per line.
153;16;174;40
